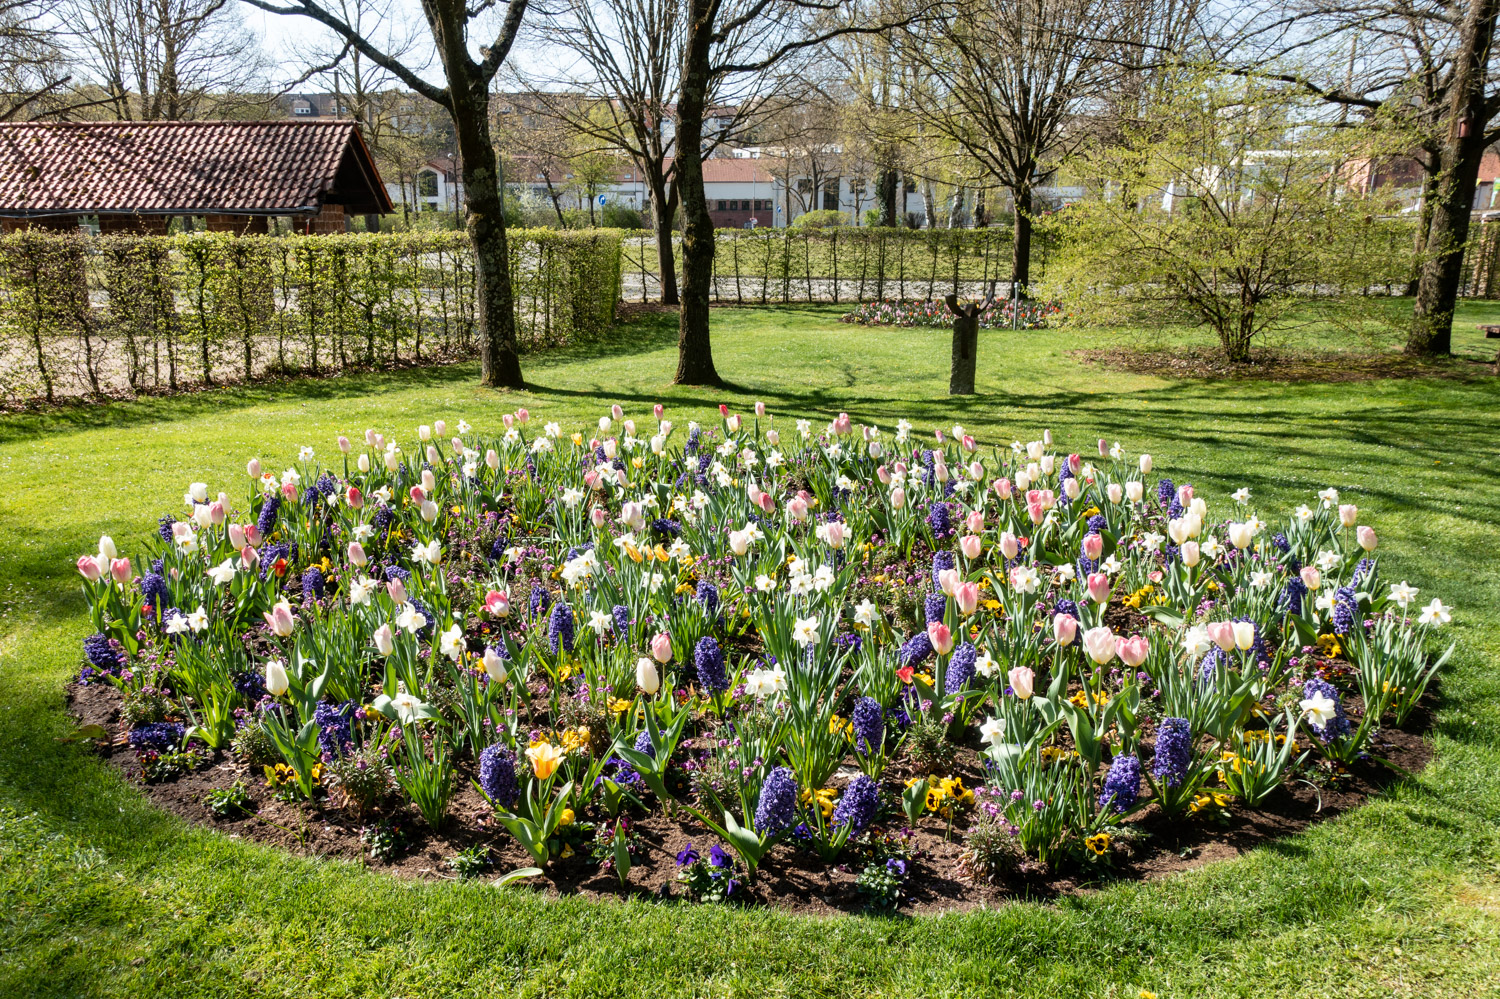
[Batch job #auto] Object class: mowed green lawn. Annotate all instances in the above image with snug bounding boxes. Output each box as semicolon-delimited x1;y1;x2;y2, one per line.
2;304;1500;998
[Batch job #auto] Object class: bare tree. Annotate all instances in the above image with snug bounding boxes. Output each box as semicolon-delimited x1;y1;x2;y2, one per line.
247;0;531;388
1224;0;1500;356
0;0;79;120
63;0;270;120
895;0;1129;289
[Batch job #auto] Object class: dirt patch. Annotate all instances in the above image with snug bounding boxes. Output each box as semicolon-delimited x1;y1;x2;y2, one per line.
1070;346;1497;383
67;681;1433;917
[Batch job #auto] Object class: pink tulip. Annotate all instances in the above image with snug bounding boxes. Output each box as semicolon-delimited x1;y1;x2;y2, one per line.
373;433;385;450
364;428;377;446
833;412;853;435
1357;526;1378;552
77;555;102;581
1009;666;1035;699
409;485;426;504
228;523;246;549
653;403;664;419
877;465;891;485
206;501;225;525
893;460;908;476
110;558;133;584
1206;621;1237;652
347;542;367;567
387;578;407;605
1116;635;1148;668
787;496;809;522
994;477;1013;500
503;413;515;429
1086;572;1111;604
610;403;623;420
1043;429;1053;445
961;434;976;452
337;435;351;453
244;523;262;547
651;632;673;663
434;420;447;438
263;602;296;637
960;534;982;559
756;491;775;513
824;522;847;548
938;567;962;597
1068;453;1081;475
1082;626;1116;664
1300;566;1322;590
1178;484;1194;505
172;521;193;541
486;449;500;469
484;590;511;617
1053;612;1077;646
1000;532;1019;559
927;622;954;655
515;407;529;424
956;581;980;615
1027;500;1045;525
247;457;262;477
1082;533;1104;560
755;401;766;417
718;404;730;418
239;546;259;570
890;487;906;510
1098;438;1108;456
934;429;945;443
591;507;607;528
345;486;363;509
280;482;298;501
966;510;984;533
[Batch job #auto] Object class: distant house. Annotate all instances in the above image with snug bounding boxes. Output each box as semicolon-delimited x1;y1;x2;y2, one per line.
0;120;392;234
1344;146;1500;213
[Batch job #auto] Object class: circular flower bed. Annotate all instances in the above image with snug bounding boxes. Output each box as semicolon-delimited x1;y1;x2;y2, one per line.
70;409;1450;912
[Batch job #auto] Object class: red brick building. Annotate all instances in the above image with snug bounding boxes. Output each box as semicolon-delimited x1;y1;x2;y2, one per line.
0;120;392;234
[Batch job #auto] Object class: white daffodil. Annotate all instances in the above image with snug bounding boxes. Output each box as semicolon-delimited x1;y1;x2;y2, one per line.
439;624;465;661
755;573;776;592
208;558;236;585
1250;569;1274;589
853;598;878;628
792;616;820;646
979;716;1006;745
1232;487;1251;504
1388;580;1419;608
1301;692;1337;730
1418;598;1451;626
349;576;375;606
187;605;209;633
412;539;442;565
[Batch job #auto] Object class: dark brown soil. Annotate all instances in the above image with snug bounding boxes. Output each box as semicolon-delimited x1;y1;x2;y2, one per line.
67;681;1432;918
1069;346;1498;383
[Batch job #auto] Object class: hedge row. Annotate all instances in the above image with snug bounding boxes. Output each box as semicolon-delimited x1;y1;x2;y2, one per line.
0;229;622;405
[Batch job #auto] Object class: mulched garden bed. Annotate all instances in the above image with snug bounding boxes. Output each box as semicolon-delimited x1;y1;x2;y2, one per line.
68;679;1432;917
1069;346;1496;383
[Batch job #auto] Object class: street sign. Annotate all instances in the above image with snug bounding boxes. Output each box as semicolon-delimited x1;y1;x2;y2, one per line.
597;194;607;206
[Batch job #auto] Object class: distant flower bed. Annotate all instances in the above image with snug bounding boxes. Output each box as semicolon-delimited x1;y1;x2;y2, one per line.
73;408;1450;911
840;298;1063;330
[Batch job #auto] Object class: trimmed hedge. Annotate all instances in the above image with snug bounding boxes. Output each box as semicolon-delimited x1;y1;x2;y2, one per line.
0;228;623;405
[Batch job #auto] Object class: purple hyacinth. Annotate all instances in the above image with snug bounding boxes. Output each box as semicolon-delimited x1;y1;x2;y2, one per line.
695;579;720;614
612;604;632;636
1282;577;1307;616
157;515;176;542
82;634;123;674
898;631;933;667
314;700;354;758
927;501;952;539
127;721;185;752
529;582;550;617
833;774;879;832
1055;598;1080;622
1332;586;1358;635
1086;514;1106;534
301;566;325;603
1301;677;1352;741
851;696;884;754
256;494;282;538
754;766;798;836
478;744;519;808
945;642;977;694
1152;717;1192;787
693;636;728;693
633;730;655;757
1352;557;1375;587
1156;478;1176;507
547;602;575;654
140;571;170;611
1099;753;1141;812
923;591;947;625
931;550;955;588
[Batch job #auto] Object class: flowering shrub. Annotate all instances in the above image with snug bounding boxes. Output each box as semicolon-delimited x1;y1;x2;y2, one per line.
840;298;1062;330
75;405;1453;894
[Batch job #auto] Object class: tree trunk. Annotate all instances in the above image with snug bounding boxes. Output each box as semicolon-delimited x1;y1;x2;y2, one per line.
649;175;681;305
922;180;936;228
1409;0;1500;356
365;213;381;233
949;313;978;394
1012;184;1034;290
672;0;720;386
877;167;899;227
452;87;524;388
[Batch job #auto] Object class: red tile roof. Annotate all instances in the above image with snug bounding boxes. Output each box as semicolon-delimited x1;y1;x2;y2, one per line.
0;120;393;217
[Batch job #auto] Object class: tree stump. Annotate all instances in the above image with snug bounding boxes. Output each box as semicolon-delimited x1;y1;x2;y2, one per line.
943;283;997;395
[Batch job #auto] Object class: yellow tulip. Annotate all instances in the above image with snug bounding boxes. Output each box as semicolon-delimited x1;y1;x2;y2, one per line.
526;742;564;780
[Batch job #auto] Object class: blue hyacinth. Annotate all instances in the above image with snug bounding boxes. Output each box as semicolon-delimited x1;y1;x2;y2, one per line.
898;631;933;667
548;602;575;654
931;550;955;588
923;591;947;625
754;766;798;837
851;697;884;754
833;774;880;833
301;566;325;603
478;744;520;808
695;579;720;614
127;721;185;752
1099;753;1141;812
633;730;655;757
945;642;977;694
1152;717;1192;787
694;636;728;693
314;700;354;758
529;581;550;617
140;571;170;611
612;604;632;636
927;500;952;539
256;494;281;538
